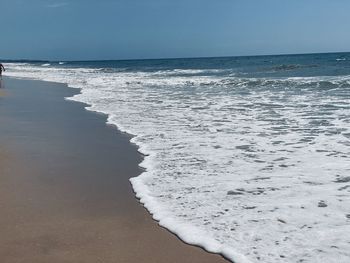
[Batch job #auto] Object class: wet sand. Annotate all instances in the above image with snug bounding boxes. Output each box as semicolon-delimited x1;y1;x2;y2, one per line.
0;78;227;263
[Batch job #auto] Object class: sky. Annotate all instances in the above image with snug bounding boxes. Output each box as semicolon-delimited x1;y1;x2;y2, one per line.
1;0;350;60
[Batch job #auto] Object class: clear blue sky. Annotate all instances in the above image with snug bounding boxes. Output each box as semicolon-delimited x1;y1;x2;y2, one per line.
1;0;350;60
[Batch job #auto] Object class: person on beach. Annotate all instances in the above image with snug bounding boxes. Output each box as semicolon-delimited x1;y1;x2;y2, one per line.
0;63;5;79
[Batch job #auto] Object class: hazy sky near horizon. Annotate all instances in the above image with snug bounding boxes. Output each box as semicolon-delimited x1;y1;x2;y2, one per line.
1;0;350;60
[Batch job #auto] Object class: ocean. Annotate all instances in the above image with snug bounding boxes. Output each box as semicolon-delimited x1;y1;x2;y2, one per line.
4;52;350;263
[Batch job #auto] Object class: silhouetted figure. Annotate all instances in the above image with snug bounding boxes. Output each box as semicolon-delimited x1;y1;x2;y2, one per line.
0;63;5;79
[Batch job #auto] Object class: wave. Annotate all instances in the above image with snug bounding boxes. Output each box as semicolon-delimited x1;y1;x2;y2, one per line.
269;64;318;72
4;62;350;263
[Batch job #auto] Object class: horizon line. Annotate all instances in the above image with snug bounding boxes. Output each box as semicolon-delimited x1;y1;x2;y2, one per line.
1;50;349;63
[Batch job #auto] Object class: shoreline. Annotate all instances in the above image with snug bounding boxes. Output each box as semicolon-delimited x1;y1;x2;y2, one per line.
0;77;228;263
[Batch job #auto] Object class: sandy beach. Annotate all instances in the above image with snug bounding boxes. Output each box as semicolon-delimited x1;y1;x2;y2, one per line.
0;77;227;263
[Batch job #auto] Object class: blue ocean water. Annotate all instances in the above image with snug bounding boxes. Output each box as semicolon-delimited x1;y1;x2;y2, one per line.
6;52;350;76
5;52;350;263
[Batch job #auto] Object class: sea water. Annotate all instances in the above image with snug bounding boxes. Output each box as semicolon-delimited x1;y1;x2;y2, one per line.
4;53;350;263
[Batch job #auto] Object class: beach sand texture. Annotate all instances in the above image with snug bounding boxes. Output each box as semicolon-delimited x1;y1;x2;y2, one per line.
0;78;227;263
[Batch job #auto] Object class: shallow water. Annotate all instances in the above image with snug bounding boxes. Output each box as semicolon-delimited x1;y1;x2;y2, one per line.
5;53;350;262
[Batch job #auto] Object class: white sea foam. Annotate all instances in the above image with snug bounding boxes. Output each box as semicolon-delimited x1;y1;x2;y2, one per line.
4;63;350;263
